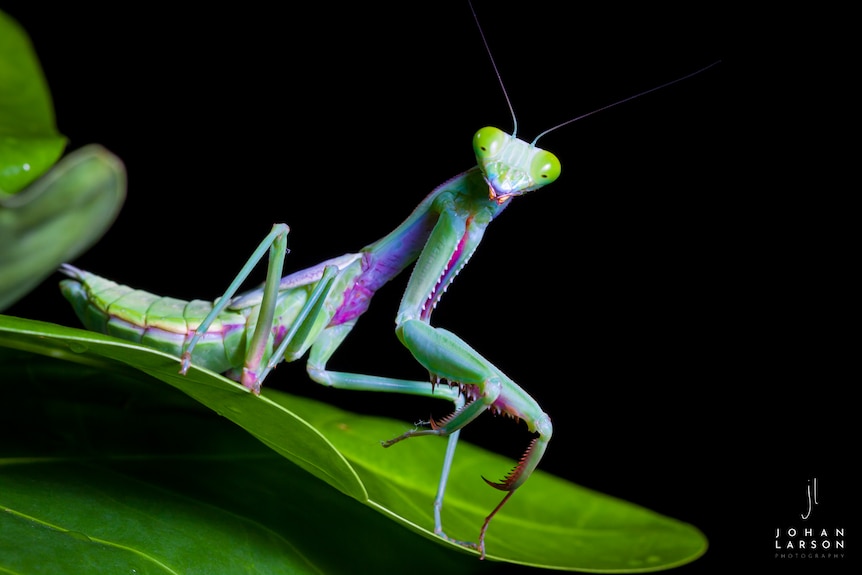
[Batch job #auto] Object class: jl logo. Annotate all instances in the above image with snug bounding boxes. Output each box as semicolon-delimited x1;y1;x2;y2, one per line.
801;477;818;520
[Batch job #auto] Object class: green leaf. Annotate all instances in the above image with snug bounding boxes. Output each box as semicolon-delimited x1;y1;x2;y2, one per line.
0;315;364;502
0;145;126;311
0;352;489;575
0;11;67;194
0;315;707;572
2;464;322;574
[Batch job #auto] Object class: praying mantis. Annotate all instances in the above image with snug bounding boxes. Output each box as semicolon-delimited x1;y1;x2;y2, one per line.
55;3;718;561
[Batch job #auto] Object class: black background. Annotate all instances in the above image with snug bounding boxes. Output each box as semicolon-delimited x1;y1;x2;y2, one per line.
3;2;853;573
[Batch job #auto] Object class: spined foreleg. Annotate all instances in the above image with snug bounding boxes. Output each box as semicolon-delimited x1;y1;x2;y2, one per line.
391;318;553;558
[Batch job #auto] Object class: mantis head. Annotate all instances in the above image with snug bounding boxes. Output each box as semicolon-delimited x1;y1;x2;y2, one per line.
473;126;561;204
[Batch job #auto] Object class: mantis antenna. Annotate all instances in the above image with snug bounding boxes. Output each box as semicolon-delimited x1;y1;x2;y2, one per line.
469;0;719;146
468;0;518;137
532;60;722;145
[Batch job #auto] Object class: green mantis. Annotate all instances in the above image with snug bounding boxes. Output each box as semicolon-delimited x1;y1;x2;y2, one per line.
59;128;558;557
57;3;718;560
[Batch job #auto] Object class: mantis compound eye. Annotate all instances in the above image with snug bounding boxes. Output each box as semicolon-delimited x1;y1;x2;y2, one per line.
530;149;561;184
473;126;508;159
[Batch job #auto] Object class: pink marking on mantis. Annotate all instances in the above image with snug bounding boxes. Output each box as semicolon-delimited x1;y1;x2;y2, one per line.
421;215;474;322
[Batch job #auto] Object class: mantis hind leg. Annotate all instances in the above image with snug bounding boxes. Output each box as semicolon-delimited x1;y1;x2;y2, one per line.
181;224;291;393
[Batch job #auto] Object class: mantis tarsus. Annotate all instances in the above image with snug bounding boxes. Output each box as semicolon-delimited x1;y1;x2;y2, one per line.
58;4;718;559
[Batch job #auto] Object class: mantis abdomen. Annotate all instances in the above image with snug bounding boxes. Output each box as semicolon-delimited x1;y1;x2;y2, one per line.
59;263;316;379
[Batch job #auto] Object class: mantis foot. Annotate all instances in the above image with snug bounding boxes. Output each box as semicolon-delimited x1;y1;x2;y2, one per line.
179;352;192;376
435;529;485;560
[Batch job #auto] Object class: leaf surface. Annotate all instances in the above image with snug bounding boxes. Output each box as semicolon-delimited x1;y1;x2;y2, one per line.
0;315;707;571
0;353;485;575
